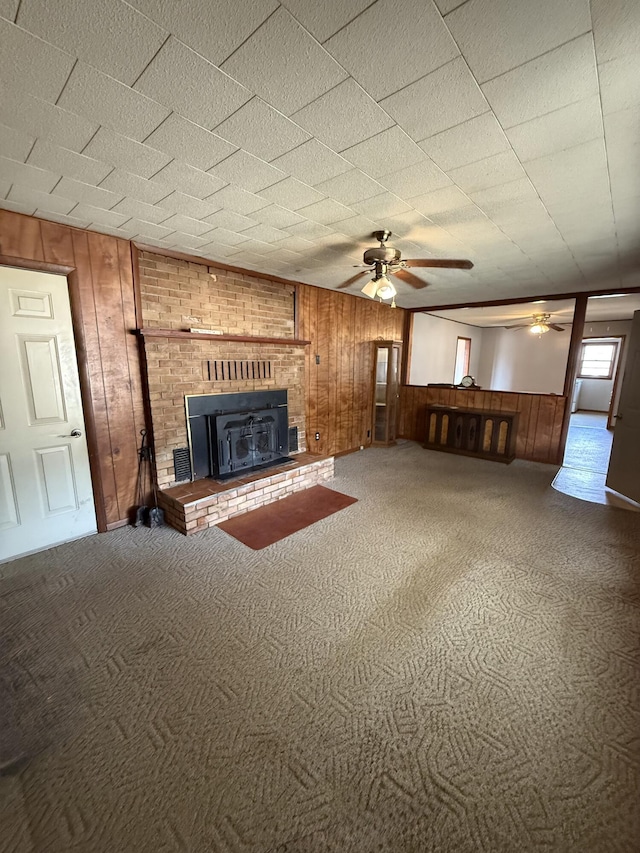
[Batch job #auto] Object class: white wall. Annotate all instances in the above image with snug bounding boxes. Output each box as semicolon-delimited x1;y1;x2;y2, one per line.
409;313;483;385
475;325;571;394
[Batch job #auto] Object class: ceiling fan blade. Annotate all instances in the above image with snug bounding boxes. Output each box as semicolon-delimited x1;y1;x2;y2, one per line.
394;268;428;289
503;324;530;330
549;324;566;331
337;270;369;289
404;259;473;270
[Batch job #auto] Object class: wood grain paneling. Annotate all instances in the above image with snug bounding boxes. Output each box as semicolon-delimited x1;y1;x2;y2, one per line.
399;385;568;464
0;210;143;529
298;286;405;456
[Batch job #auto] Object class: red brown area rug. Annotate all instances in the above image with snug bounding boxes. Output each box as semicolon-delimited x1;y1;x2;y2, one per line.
217;485;358;549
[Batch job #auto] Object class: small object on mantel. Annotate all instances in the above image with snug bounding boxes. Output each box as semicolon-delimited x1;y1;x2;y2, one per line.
189;327;223;335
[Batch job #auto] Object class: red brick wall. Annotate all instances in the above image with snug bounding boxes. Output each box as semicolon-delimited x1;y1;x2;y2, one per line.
139;252;305;487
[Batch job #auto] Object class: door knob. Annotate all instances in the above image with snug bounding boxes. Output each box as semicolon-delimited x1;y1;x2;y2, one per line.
615;414;623;420
70;429;82;437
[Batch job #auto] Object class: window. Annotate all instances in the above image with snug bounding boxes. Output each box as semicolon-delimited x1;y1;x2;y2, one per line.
578;340;618;379
453;337;471;384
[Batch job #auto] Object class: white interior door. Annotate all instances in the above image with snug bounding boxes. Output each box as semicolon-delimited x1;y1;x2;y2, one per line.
606;310;640;503
0;266;96;562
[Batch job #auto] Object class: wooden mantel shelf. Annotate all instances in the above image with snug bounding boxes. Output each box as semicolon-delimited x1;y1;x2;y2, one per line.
138;328;310;346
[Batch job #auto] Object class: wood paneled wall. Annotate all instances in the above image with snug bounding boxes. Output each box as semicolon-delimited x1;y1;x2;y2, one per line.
399;385;568;464
0;210;144;529
297;285;405;457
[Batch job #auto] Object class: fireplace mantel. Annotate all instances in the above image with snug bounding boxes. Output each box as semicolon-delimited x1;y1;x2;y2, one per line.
138;329;310;346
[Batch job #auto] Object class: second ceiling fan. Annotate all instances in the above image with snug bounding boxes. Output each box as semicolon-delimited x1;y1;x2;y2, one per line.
338;230;473;304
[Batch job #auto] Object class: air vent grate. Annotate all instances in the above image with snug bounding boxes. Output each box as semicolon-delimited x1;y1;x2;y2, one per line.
204;359;272;381
173;447;192;482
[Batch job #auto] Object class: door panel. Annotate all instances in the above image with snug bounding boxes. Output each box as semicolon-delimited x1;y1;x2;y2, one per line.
606;311;640;504
0;266;96;562
0;453;19;529
19;335;67;424
35;445;78;515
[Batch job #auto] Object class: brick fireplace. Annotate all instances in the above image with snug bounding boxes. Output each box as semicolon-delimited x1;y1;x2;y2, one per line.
138;252;307;490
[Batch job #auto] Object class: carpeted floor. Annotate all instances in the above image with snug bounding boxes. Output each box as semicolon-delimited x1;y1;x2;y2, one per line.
1;442;639;852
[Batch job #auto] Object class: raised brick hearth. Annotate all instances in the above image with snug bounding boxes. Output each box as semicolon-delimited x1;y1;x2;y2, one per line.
158;453;334;535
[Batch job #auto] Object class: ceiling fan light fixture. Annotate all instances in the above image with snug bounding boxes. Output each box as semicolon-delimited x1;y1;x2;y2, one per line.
375;276;396;300
361;278;380;299
530;321;550;335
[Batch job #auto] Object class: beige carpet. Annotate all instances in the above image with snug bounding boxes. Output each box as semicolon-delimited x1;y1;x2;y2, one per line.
1;442;639;852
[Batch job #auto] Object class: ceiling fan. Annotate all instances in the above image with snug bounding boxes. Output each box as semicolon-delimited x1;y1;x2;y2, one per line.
504;313;566;334
338;230;473;305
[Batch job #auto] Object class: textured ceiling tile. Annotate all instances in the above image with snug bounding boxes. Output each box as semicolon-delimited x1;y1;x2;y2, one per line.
99;170;170;205
295;198;355;225
287;219;334;239
271;140;352;186
434;0;467;13
505;96;603;162
27;140;111;186
324;0;459;101
372;210;433;239
58;63;170;142
350;192;412;220
8;185;76;215
592;0;640;64
0;17;75;102
258;177;326;210
150;160;227;200
280;0;371;42
447;150;527;193
0;0;19;19
215;99;311;162
157;213;214;237
380;58;488;141
271;234;315;253
331;214;378;238
83;128;171;180
16;0;168;86
69;203;130;228
144;115;237;172
165;231;211;250
249;205;306;230
32;210;93;229
0;123;34;162
482;34;598;129
409;185;473;216
110;197;172;225
379;161;451;199
135;38;252;130
598;54;640;114
126;0;278;67
446;0;590;84
292;79;395;152
201;227;252;248
0;92;98;153
206;185;270;215
240;223;290;243
469;178;540;209
0;198;34;215
419;112;510;171
341;126;427;178
222;8;347;116
124;219;175;240
314;170;385;206
0;157;59;192
53;177;123;209
207;150;286;193
201;209;257;232
155;191;221;220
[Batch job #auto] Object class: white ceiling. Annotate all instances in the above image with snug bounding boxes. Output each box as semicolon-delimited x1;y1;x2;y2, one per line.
0;0;639;308
428;293;640;325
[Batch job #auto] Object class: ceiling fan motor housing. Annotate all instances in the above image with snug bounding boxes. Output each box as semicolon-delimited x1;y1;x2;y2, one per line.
363;245;401;265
